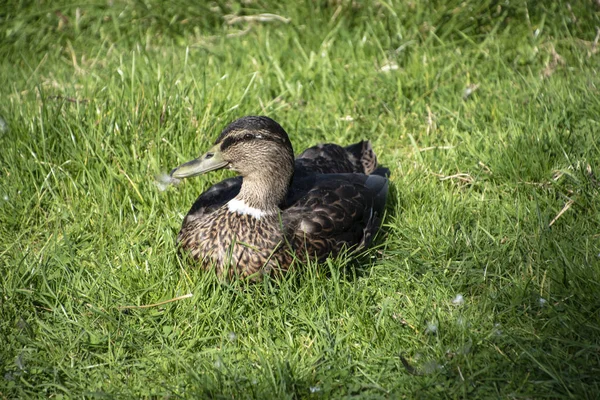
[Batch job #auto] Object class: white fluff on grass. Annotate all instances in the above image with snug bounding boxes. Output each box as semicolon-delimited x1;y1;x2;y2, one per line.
0;116;8;133
425;321;438;334
155;173;181;191
492;323;502;337
452;294;465;306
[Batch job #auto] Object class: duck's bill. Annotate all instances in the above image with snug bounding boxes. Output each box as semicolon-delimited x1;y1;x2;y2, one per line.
170;145;228;179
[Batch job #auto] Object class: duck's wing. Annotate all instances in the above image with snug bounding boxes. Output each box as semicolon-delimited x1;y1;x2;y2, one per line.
294;141;378;176
282;173;388;260
182;176;242;224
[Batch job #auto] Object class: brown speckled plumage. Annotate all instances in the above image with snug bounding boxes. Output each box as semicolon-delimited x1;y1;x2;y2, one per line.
171;116;389;279
178;208;286;278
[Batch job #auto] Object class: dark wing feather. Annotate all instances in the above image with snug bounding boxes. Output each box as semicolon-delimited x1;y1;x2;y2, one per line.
343;141;378;175
294;141;379;177
182;176;241;225
282;173;388;260
295;144;362;177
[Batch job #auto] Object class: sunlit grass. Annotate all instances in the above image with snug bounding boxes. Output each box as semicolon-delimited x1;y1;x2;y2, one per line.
1;0;599;397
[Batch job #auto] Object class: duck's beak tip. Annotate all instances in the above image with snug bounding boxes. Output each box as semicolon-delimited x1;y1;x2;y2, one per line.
170;145;228;179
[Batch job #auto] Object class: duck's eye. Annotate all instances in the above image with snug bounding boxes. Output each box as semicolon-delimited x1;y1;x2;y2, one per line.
205;152;214;159
243;133;255;140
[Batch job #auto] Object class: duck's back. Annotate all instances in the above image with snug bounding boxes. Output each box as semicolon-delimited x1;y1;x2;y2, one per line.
294;140;378;177
282;172;388;262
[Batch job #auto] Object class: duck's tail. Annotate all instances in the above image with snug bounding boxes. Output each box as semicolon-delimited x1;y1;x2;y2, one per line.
344;140;379;175
358;173;389;249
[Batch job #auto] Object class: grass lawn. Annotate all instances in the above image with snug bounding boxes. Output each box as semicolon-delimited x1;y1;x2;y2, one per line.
1;0;600;397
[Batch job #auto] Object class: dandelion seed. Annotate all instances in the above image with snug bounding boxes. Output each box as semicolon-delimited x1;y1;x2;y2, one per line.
227;331;237;342
15;354;25;370
0;116;8;134
425;321;438;334
462;83;480;99
214;358;223;369
155;173;181;191
379;62;399;72
155;181;169;191
452;294;464;306
492;323;502;337
3;195;8;201
310;386;321;393
340;115;354;121
539;297;547;307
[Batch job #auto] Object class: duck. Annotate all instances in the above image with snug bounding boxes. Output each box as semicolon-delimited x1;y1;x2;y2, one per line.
170;116;389;279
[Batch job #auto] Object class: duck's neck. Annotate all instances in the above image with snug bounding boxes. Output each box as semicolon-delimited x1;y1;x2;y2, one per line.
228;166;293;218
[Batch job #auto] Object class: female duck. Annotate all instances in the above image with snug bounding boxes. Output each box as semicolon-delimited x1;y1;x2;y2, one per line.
170;116;388;279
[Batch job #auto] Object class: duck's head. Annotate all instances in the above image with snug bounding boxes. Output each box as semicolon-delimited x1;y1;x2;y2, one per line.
171;116;294;179
170;116;295;209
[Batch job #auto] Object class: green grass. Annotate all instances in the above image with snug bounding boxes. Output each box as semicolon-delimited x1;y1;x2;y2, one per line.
1;0;600;397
